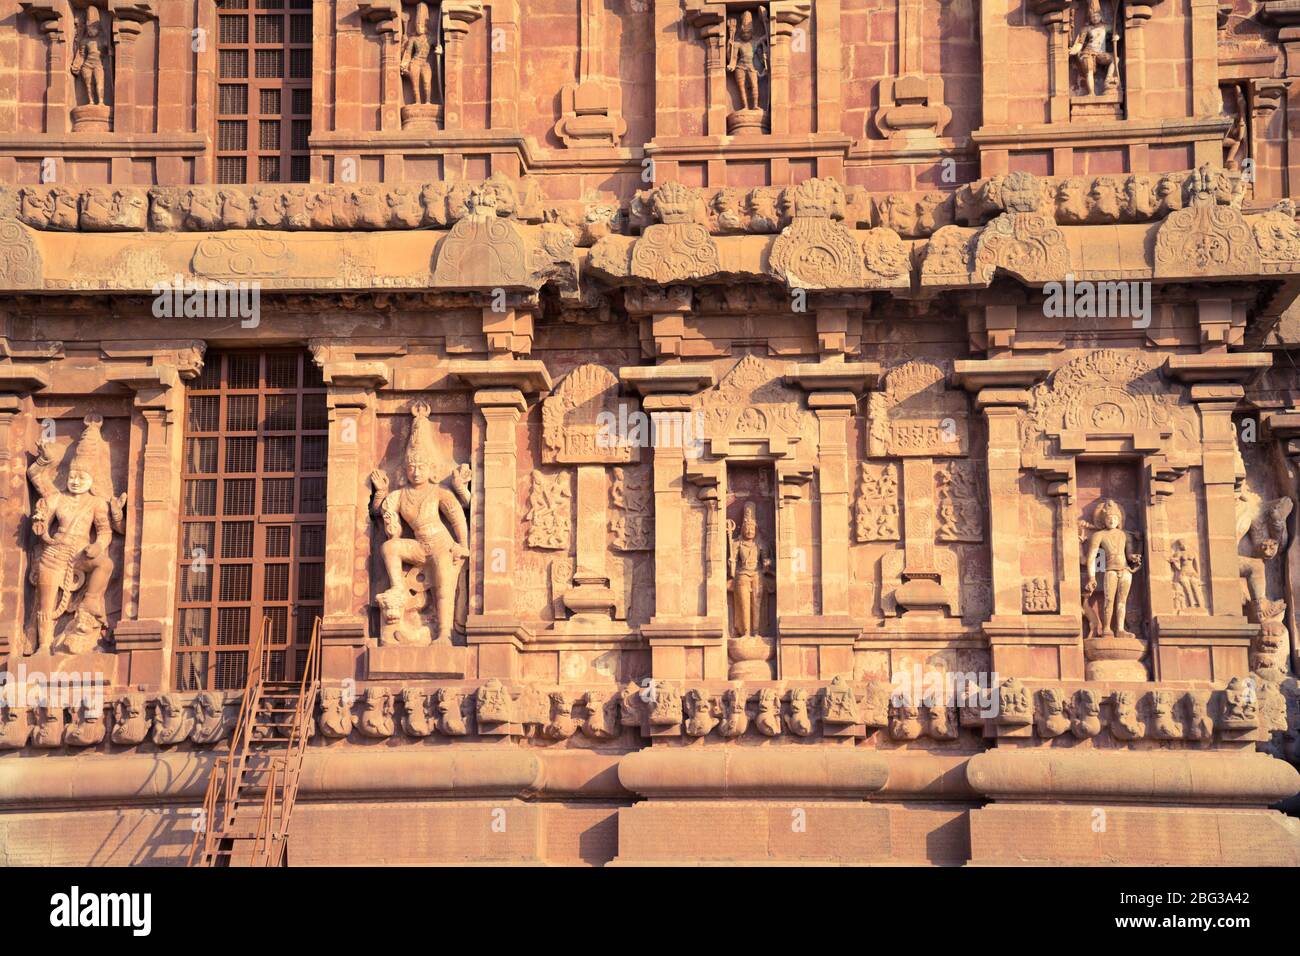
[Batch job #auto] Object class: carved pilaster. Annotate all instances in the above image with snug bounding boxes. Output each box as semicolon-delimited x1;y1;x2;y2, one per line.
358;1;404;133
440;0;485;130
20;1;71;136
106;358;189;689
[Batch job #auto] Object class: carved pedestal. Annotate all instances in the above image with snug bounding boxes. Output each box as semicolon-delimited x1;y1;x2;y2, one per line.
71;104;111;133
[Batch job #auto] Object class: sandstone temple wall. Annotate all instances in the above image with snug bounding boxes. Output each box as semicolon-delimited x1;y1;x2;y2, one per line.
1;0;1299;867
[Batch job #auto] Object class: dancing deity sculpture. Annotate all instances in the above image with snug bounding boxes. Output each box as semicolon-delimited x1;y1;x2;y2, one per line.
370;401;469;644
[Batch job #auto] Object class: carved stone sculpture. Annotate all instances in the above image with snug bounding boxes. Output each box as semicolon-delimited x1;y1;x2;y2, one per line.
110;693;148;745
726;8;768;134
401;688;435;737
1069;0;1119;98
727;501;772;643
27;415;126;656
65;698;105;747
1081;498;1147;680
358;687;395;738
151;693;192;746
370;401;470;645
70;5;112;132
400;2;444;129
0;702;32;750
318;688;355;739
190;691;230;745
684;688;718;736
1169;539;1205;613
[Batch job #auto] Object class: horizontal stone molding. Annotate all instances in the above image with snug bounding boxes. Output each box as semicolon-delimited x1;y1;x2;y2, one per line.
966;751;1300;806
618;747;891;798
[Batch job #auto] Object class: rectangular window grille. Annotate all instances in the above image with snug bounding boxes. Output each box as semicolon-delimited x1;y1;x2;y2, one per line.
215;0;312;184
174;351;327;690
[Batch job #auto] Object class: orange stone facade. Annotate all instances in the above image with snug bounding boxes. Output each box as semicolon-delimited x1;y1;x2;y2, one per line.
1;0;1300;866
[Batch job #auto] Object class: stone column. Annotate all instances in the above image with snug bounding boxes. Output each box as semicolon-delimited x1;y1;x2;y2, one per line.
454;360;549;679
316;359;387;681
686;9;727;137
0;366;49;657
620;365;719;679
953;358;1080;679
20;3;70;136
358;1;403;132
109;3;155;136
107;363;188;689
780;361;877;679
1031;0;1072;123
767;1;812;136
440;1;485;131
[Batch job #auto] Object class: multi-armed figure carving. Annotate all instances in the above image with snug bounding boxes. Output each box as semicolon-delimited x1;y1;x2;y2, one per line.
1082;498;1142;640
1236;488;1292;621
1069;0;1119;97
70;5;111;108
27;415;126;655
727;502;772;638
400;1;444;107
370;401;470;644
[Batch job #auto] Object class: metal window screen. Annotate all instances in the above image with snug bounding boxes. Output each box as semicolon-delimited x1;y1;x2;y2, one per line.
174;351;327;690
215;0;312;184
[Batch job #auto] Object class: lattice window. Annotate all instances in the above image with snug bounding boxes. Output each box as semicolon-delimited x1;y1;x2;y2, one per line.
174;351;327;690
215;0;313;184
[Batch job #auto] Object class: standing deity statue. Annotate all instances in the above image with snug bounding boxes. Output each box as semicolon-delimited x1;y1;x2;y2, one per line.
70;5;110;107
1082;498;1142;640
27;415;126;655
727;501;772;638
1069;0;1119;97
726;8;768;113
400;2;444;107
369;401;470;645
1222;84;1247;172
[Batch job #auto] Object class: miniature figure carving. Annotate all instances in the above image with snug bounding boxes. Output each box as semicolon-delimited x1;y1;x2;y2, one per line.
401;688;435;737
66;698;106;747
32;700;65;748
1069;0;1119;98
27;415;126;656
822;675;860;725
786;687;814;736
1068;689;1103;739
728;9;764;119
370;401;470;645
1219;676;1259;730
544;692;576;740
580;690;619;739
1109;690;1144;740
1169;539;1205;612
475;678;513;726
923;700;957;741
357;687;395;738
151;693;192;746
755;688;782;736
719;687;749;738
861;682;891;727
0;702;32;750
727;502;773;638
110;693;148;745
191;691;230;745
1082;499;1142;640
997;678;1032;726
1150;690;1181;740
1022;577;1056;613
684;688;718;736
318;687;356;739
1035;688;1070;738
434;687;468;735
1184;690;1214;741
889;695;923;740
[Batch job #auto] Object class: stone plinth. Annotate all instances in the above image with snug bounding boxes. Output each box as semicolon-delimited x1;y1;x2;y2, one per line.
366;643;467;679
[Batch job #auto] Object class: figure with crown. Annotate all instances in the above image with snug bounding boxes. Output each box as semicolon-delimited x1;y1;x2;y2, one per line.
1069;0;1120;98
27;415;126;655
369;401;471;645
